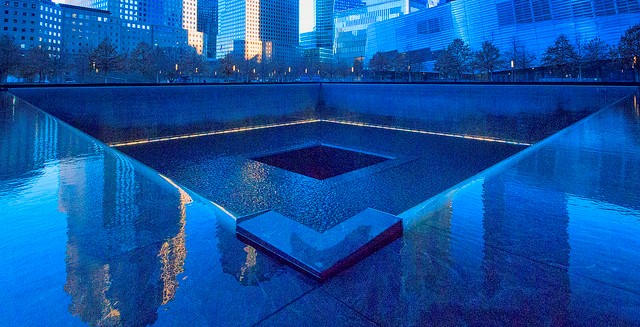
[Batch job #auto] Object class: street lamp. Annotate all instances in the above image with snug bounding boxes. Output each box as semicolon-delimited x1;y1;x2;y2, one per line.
510;60;515;82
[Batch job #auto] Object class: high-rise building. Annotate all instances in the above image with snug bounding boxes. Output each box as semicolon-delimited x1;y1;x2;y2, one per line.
147;0;189;48
1;0;62;55
182;0;206;55
55;0;152;52
333;0;409;63
59;4;119;57
365;0;640;71
303;0;364;63
56;0;206;54
217;0;299;62
197;0;217;59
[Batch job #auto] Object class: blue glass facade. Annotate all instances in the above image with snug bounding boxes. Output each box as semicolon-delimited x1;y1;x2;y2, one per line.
333;0;406;63
217;0;299;62
365;0;640;71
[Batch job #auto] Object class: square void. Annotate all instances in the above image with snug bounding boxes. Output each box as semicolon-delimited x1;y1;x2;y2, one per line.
253;145;389;180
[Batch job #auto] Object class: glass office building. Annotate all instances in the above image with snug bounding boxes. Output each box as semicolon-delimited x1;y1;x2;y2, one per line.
56;0;152;52
59;4;119;56
197;0;217;59
217;0;299;62
1;0;62;55
333;0;418;63
57;0;206;54
365;0;640;71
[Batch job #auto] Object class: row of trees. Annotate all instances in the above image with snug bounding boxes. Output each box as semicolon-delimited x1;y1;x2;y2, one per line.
432;24;640;82
0;37;207;83
0;35;363;83
0;35;54;83
2;24;639;83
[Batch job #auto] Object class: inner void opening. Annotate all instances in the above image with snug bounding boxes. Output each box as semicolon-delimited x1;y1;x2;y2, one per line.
253;145;390;180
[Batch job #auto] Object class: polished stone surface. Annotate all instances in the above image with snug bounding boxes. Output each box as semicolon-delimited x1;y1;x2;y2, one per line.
2;89;640;326
237;209;402;280
257;289;377;326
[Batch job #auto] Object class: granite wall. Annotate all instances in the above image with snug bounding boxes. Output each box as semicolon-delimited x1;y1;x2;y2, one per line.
10;83;636;144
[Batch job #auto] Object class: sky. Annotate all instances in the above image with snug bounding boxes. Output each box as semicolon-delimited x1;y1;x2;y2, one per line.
299;0;315;33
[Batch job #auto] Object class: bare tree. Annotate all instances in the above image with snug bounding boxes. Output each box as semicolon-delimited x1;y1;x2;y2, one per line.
368;52;391;81
0;35;21;83
542;34;579;79
89;38;124;83
434;39;471;81
583;37;612;79
129;42;156;80
472;40;504;81
504;38;536;81
19;46;52;82
618;24;640;82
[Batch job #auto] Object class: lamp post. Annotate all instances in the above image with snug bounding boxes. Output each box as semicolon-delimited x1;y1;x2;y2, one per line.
510;60;515;82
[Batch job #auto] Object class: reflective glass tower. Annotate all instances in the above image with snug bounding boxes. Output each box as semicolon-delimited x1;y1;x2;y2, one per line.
306;0;364;62
217;0;299;62
55;0;152;52
365;0;640;71
197;0;217;59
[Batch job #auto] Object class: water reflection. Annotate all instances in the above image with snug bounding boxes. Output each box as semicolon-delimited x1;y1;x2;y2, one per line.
217;220;285;286
327;96;640;325
0;98;57;187
61;152;188;326
1;94;190;326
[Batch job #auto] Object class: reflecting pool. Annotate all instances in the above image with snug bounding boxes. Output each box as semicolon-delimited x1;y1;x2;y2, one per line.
1;89;639;326
118;121;525;231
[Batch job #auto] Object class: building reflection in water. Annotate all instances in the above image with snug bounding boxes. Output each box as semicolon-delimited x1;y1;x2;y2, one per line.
50;125;189;325
0;94;57;186
216;219;285;286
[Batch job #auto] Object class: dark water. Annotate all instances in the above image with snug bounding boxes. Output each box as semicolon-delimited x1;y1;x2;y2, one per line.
253;144;390;180
119;122;526;231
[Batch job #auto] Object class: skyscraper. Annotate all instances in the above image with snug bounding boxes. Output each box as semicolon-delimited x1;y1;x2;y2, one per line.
1;0;62;56
303;0;364;63
217;0;299;62
56;0;205;54
197;0;217;59
55;0;152;52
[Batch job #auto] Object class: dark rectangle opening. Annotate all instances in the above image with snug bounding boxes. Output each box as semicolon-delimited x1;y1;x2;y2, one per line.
253;145;389;180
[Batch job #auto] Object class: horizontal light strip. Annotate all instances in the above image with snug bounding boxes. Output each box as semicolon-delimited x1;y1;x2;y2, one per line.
319;119;532;146
110;118;531;147
109;119;321;147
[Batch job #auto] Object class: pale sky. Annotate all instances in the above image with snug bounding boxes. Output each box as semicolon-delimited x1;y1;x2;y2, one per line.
299;0;315;33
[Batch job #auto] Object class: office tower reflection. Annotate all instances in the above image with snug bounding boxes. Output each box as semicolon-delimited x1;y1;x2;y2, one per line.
216;220;285;286
61;149;187;326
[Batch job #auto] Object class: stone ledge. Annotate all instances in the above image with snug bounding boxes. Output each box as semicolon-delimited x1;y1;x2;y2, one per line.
236;208;403;281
